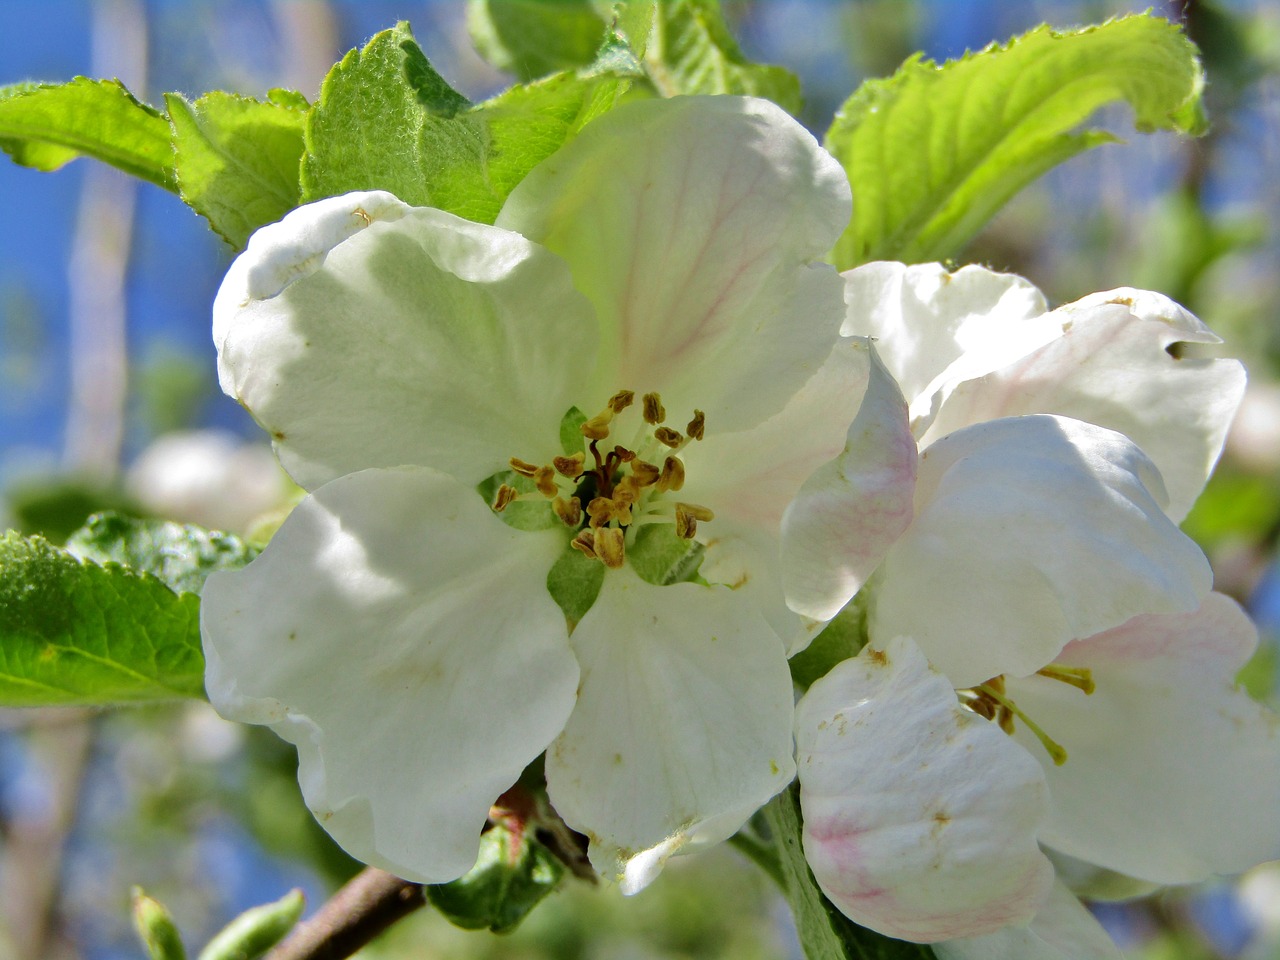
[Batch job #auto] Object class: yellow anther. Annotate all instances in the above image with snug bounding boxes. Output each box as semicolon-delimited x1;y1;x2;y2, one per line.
595;527;626;568
581;412;612;441
612;445;636;463
608;390;635;414
509;457;539;477
657;456;685;492
1036;664;1096;695
678;502;714;522
570;530;597;559
630;460;661;487
675;510;698;540
611;478;641;505
554;453;585;478
553;496;582;527
533;465;559;498
655;426;684;448
587;497;632;528
642;392;666;424
492;484;518;512
686;410;705;441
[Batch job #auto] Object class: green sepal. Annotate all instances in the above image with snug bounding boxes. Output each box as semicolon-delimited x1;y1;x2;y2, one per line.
763;785;936;960
546;544;604;630
65;512;259;596
301;21;632;225
467;0;611;81
131;888;187;960
627;523;704;587
0;530;208;705
826;13;1207;268
165;90;307;250
559;406;588;457
427;814;565;934
0;77;176;190
476;472;559;532
196;889;305;960
788;594;869;693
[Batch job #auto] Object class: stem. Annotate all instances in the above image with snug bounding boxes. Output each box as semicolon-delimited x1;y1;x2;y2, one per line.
728;830;785;890
264;868;425;960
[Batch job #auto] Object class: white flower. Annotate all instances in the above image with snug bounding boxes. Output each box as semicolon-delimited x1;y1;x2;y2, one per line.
199;96;917;891
794;262;1279;951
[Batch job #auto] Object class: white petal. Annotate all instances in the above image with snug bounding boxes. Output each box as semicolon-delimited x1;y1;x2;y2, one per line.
922;287;1246;522
200;467;578;883
781;342;917;624
872;415;1211;688
545;567;795;893
498;95;850;432
841;262;1049;412
216;198;599;489
934;882;1122;960
796;637;1053;942
1005;593;1280;884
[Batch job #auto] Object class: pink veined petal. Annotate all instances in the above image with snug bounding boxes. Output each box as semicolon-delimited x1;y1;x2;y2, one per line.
871;415;1211;688
545;567;795;894
1005;592;1280;884
922;286;1246;523
498;95;850;433
216;197;599;490
934;881;1122;960
201;466;578;884
796;637;1054;942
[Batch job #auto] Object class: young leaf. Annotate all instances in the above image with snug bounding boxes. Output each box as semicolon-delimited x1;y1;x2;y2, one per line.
196;889;305;960
0;77;176;190
468;0;609;81
0;531;205;705
132;888;187;960
827;13;1207;268
763;785;936;960
165;91;307;249
64;512;259;596
302;21;632;225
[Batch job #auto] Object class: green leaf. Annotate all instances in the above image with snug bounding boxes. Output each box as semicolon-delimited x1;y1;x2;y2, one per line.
0;531;206;705
64;512;259;596
627;523;703;587
427;815;564;933
165;91;306;249
0;77;176;190
559;406;588;457
476;472;560;532
132;888;187;960
468;0;610;81
638;0;802;113
196;889;305;960
826;13;1207;268
301;21;632;224
546;544;604;629
763;785;936;960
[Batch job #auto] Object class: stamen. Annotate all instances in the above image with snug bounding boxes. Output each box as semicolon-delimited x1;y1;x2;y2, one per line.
686;410;705;441
608;390;635;414
509;457;540;477
612;445;636;463
678;503;714;522
630;460;661;487
655;426;684;448
595;527;626;568
553;453;585;479
975;683;1069;766
492;484;518;512
642;393;666;424
675;510;697;540
570;530;597;559
581;413;612;441
553;496;582;527
533;465;559;498
657;456;685;492
587;497;633;528
1036;664;1096;695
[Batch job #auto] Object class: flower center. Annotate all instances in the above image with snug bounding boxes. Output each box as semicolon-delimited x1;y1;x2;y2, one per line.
957;665;1095;766
492;390;714;570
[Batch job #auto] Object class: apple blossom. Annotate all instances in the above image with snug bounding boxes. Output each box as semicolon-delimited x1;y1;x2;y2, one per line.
198;96;917;892
793;262;1278;953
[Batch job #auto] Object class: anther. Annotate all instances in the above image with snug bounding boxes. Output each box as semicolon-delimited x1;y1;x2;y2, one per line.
630;460;661;487
608;390;635;414
595;527;626;568
1036;664;1096;695
655;426;684;448
553;496;582;527
642;393;666;424
509;457;539;477
612;445;636;463
533;465;559;498
678;503;714;522
657;456;685;492
570;530;597;559
553;453;585;479
686;410;705;441
581;413;612;441
492;484;518;512
675;510;697;540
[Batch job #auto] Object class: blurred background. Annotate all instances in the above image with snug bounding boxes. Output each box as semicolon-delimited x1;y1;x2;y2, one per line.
1;1;1278;957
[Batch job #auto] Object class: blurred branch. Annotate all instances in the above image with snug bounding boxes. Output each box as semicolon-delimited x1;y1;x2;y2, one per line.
265;868;425;960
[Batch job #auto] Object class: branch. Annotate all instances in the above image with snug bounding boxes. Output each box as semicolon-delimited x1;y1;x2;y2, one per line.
265;868;425;960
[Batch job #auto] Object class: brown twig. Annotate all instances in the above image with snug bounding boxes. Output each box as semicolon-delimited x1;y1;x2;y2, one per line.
265;868;425;960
